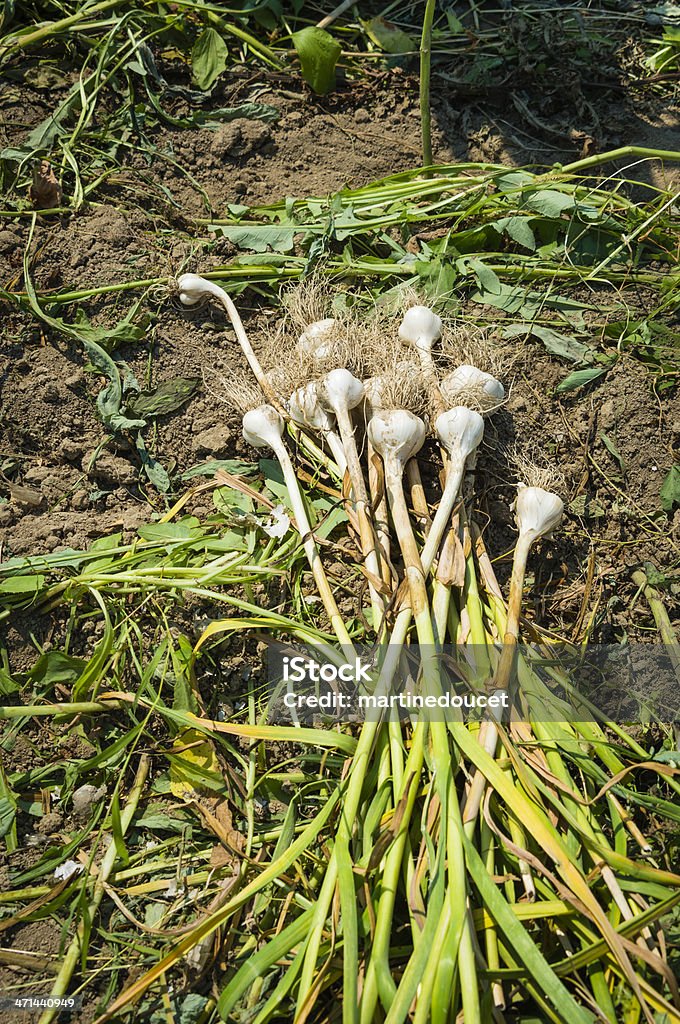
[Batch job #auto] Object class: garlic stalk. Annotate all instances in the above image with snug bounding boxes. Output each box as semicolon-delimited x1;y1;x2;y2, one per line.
440;364;505;413
463;484;564;830
177;274;282;411
420;407;484;574
497;484;564;673
288;382;347;475
242;405;353;649
367;410;427;611
362;378;393;593
398;304;445;413
319;369;384;622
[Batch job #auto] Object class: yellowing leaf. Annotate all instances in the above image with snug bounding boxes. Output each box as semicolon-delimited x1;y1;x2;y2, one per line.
169;728;222;799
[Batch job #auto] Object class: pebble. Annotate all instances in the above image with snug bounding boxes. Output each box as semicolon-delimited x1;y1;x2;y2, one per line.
191;424;232;457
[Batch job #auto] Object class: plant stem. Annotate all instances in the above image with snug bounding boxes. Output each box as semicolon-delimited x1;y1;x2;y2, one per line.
562;145;680;175
420;0;437;169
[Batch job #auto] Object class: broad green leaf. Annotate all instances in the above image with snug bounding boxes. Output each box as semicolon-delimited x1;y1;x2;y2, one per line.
128;378;198;418
362;17;416;54
493;216;536;251
213;485;254;515
72;308;148;351
523;189;576;218
0;574;44;594
137;520;203;542
503;323;591;363
212;224;297;253
177;995;209;1024
82;341;145;432
467;258;503;295
192;28;228;91
292;27;341;95
555;366;608;393
169;727;222;798
660;465;680;513
29;651;88;689
599;432;626;471
183;459;256;480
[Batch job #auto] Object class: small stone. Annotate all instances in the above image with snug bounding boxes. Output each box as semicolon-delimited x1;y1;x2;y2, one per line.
71;489;89;510
191;424;232;457
233;180;248;196
83;453;137;486
599;399;617;430
72;784;107;816
42;384;60;404
354;107;370;123
60;439;84;462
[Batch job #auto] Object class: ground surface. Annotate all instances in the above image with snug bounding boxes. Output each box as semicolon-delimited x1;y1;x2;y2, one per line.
1;1;679;1019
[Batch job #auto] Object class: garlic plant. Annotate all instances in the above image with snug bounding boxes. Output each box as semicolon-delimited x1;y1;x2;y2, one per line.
318;368;385;620
288;382;347;475
398;304;445;413
297;318;337;360
177;273;282;410
420;406;484;573
242;404;353;649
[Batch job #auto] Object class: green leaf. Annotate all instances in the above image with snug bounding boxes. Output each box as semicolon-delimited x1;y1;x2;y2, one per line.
523;189;576;218
362;17;416;54
292;27;341;95
135;433;170;493
211;224;297;254
192;28;229;91
137;520;203;542
83;341;145;432
660;465;680;513
128;378;198;419
72;308;148;351
0;796;16;840
555;366;608;393
182;459;256;480
29;651;88;690
493;216;536;251
0;574;44;595
503;323;591;363
599;432;626;472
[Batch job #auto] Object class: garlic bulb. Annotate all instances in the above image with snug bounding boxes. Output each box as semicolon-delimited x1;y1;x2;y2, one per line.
318;368;364;416
289;383;347;474
514;485;564;544
298;319;337;360
177;273;224;307
434;407;484;464
242;405;284;449
289;382;335;433
398;305;442;355
368;410;426;478
440;364;505;412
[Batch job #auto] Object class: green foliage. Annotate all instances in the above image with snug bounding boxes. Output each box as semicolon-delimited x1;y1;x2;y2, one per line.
191;27;228;91
292;27;342;95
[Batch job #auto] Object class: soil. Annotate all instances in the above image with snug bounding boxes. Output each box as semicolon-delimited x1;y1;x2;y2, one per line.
1;3;680;1018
